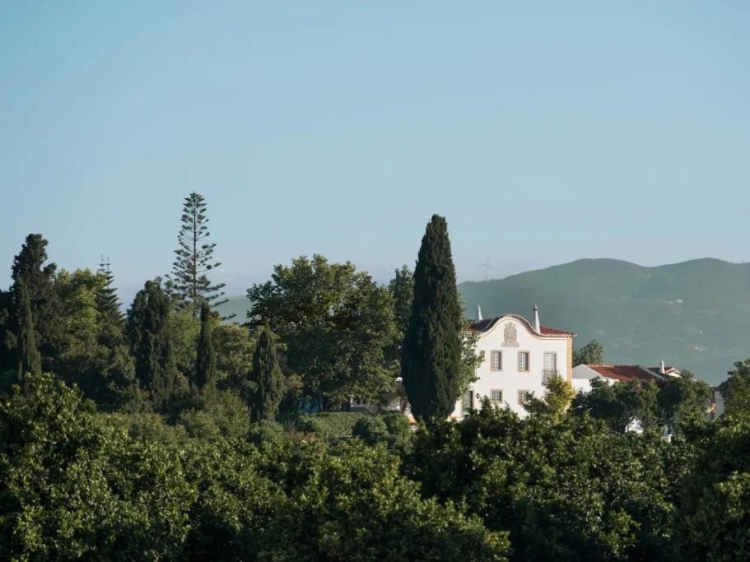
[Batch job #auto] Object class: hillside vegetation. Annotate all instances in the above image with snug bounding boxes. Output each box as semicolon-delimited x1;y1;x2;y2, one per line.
218;257;750;383
460;258;750;384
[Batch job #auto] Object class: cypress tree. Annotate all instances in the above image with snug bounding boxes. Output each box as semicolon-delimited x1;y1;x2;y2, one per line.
195;302;217;389
15;280;42;378
127;279;177;409
0;289;14;374
9;234;58;367
167;192;229;316
251;324;284;422
401;215;463;423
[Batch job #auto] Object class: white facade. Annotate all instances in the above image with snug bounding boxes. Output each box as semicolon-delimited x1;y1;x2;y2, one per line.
453;313;574;419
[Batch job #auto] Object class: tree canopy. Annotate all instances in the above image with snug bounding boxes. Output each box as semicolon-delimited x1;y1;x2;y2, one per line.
247;255;398;410
1;215;748;560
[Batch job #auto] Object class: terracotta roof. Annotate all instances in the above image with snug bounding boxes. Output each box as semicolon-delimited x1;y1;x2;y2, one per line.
585;365;664;383
468;315;576;338
540;326;577;336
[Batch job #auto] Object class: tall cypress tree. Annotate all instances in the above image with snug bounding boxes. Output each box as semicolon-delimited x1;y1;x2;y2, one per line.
401;215;463;422
127;279;177;409
9;234;58;368
15;280;42;378
195;302;217;389
251;324;284;422
167;192;229;316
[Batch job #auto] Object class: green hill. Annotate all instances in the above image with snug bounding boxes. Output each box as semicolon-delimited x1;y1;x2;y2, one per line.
216;258;750;384
215;296;252;322
461;258;750;384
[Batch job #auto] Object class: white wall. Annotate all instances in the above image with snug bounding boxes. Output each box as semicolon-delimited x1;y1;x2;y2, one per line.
453;316;573;419
571;364;610;394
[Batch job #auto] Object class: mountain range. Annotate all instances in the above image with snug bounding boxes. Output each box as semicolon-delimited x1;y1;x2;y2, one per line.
215;258;750;385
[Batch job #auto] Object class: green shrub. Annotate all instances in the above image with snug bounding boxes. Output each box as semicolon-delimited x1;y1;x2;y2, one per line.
260;442;510;561
294;412;369;440
382;411;413;449
353;416;389;445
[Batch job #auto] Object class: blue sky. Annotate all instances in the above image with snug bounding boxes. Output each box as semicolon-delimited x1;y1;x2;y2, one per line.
2;1;748;300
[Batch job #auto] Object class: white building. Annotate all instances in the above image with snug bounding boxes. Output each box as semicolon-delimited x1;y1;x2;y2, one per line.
452;305;576;419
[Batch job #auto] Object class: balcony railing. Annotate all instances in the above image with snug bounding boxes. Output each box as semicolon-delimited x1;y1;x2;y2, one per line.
542;370;560;383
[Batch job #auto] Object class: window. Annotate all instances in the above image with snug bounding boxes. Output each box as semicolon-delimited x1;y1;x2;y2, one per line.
517;390;532;405
544;352;558;371
543;352;558;381
462;391;473;415
490;350;502;371
518;351;530;372
490;389;503;405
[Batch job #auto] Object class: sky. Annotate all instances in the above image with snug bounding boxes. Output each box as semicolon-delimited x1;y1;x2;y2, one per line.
2;1;748;301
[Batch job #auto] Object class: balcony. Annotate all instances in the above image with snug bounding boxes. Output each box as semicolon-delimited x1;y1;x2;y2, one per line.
542;370;560;383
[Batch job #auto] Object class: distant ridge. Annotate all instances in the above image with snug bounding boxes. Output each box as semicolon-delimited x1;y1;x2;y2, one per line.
460;257;750;384
215;258;750;384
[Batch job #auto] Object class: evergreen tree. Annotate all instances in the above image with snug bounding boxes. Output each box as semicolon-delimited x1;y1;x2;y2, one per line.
8;234;58;369
195;302;217;389
127;279;178;409
0;289;14;375
401;215;463;423
15;280;42;378
167;192;229;316
251;324;284;422
96;256;124;324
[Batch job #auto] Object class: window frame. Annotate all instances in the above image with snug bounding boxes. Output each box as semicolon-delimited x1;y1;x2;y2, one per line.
543;351;558;371
462;391;473;414
490;389;503;405
490;350;502;371
517;351;530;372
517;390;532;405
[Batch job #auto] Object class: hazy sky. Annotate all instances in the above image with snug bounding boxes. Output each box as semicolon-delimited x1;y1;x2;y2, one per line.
2;1;748;299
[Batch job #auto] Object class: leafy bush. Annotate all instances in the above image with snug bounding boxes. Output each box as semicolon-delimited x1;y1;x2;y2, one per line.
0;373;195;560
405;405;679;561
382;411;413;449
260;442;510;561
294;412;369;440
353;415;389;445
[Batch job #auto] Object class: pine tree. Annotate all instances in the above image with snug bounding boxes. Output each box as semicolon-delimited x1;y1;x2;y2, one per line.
15;280;42;378
127;279;178;409
96;256;124;324
91;259;135;410
195;302;217;389
251;324;284;422
401;215;463;423
167;192;229;316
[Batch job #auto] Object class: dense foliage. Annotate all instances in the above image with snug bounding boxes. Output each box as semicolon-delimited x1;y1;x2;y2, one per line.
1;206;749;560
247;255;398;410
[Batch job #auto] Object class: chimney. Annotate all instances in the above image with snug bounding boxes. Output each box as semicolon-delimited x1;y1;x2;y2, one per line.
533;304;540;333
660;359;666;375
476;304;483;321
